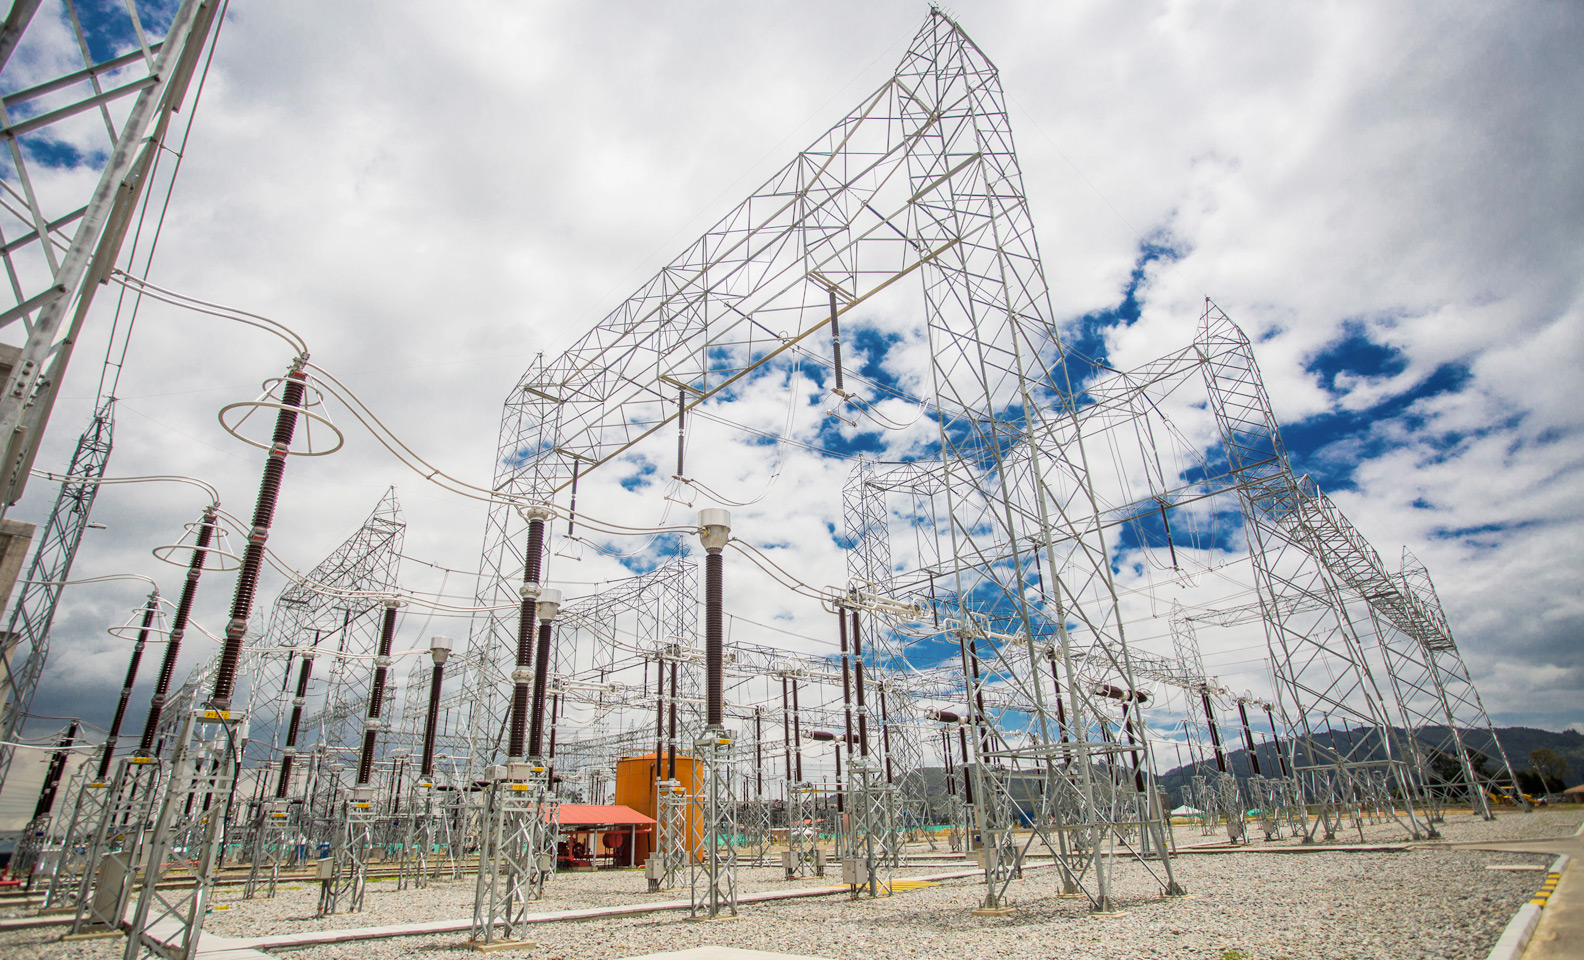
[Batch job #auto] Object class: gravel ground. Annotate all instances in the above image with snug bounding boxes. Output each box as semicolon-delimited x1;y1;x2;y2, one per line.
3;806;1577;960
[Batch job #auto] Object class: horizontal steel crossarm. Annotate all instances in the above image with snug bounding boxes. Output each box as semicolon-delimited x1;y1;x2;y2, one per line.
0;0;221;482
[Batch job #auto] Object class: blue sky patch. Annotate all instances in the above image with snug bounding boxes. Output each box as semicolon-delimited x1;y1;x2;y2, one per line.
1306;320;1408;391
1282;362;1473;489
1061;236;1185;388
22;138;97;170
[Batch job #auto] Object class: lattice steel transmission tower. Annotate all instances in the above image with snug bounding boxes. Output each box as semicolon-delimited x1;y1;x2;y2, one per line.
240;490;405;833
454;9;1183;915
0;403;111;786
1196;304;1518;837
0;0;222;501
0;0;224;794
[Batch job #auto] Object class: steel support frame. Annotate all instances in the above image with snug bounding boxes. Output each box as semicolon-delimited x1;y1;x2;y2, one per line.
123;709;240;960
688;732;736;920
471;768;556;946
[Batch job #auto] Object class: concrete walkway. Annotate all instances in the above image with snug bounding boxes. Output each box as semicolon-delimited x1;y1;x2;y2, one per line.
1419;820;1584;960
1521;853;1583;960
621;950;834;960
209;864;988;956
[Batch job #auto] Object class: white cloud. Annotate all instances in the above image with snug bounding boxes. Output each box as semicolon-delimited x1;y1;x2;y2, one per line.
2;0;1581;820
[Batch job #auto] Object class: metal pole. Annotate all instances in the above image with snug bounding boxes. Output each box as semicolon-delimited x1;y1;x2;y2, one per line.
213;362;309;711
98;593;156;779
508;514;546;760
137;507;215;755
357;602;398;785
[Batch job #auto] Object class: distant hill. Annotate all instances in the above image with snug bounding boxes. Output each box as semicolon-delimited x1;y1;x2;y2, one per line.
1154;725;1583;806
899;726;1582;814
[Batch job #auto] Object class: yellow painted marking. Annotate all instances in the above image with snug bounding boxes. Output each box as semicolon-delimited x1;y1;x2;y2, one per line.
1529;872;1563;907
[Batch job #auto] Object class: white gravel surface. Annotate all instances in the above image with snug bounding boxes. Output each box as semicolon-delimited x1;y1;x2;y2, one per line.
3;806;1577;960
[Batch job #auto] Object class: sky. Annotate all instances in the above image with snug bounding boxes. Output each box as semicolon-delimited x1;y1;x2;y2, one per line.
0;0;1579;822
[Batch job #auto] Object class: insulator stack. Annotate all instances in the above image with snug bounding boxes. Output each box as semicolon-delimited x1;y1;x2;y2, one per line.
546;692;562;780
276;640;317;798
1237;700;1263;776
878;685;893;783
1094;682;1151;705
1123;715;1146;793
357;602;398;785
99;594;156;779
704;551;723;728
940;727;954;795
666;654;678;779
851;610;868;757
508;514;545;760
420;659;445;778
213;368;308;709
1201;688;1227;774
754;708;763;795
957;726;973;804
829;288;845;393
791;678;803;781
676;388;686;476
1263;703;1290;778
527;619;554;758
838;609;854;750
139;508;215;754
654;655;665;773
33;721;78;820
780;676;792;782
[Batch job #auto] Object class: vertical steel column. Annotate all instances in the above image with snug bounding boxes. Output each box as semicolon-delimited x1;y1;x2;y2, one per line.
508;513;547;761
275;632;320;798
99;594;157;780
420;637;452;778
138;509;216;756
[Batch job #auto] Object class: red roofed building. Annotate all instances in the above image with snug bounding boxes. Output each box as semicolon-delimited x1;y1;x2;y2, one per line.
555;803;655;868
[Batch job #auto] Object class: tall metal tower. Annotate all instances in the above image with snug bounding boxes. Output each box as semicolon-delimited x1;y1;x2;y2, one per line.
0;0;225;794
0;402;112;785
241;490;405;800
1195;305;1519;837
459;9;1182;916
0;0;222;507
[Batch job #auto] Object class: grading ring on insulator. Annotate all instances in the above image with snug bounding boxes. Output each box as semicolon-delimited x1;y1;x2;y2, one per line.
218;375;345;456
151;519;243;571
107;606;172;642
514;502;556;523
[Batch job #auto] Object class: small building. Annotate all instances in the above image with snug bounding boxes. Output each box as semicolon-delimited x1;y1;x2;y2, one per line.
556;803;655;868
1561;784;1584;804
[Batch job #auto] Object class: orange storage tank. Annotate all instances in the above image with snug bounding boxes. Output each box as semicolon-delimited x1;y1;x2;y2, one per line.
615;753;701;865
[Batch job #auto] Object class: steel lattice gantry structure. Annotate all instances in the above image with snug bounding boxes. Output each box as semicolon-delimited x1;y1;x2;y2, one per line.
0;402;110;785
239;490;406;812
0;0;221;504
1195;306;1521;830
0;0;224;795
446;10;1182;915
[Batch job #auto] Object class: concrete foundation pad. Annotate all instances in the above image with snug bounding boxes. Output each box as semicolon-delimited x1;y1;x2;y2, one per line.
470;938;541;952
970;906;1016;916
60;929;123;940
620;950;834;960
